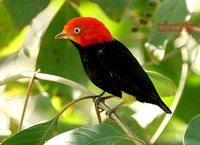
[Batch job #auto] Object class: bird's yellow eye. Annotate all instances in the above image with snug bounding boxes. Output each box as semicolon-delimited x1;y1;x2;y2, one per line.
73;27;81;34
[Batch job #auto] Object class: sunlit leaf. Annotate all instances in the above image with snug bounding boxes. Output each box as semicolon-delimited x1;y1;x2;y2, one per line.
44;124;136;145
184;114;200;145
146;70;176;97
3;117;58;145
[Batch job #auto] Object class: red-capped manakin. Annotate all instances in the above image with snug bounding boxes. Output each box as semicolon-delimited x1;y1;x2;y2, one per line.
55;17;171;114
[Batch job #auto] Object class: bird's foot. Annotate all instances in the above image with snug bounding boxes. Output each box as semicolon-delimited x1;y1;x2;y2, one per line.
93;91;115;104
93;91;105;105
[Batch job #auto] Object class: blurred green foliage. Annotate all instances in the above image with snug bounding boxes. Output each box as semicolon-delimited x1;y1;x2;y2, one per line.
0;0;200;145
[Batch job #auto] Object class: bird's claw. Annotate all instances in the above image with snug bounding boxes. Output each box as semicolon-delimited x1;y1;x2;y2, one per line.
93;91;105;106
93;91;106;112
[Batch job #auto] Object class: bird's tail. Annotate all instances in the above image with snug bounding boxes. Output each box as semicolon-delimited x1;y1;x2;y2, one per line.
158;100;172;114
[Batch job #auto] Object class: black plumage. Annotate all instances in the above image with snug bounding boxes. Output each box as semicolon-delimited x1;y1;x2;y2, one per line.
71;39;171;113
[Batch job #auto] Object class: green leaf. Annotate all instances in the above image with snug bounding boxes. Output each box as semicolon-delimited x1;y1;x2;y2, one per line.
184;114;200;145
44;124;136;145
147;0;189;47
3;0;50;30
147;70;176;97
4;117;58;145
92;0;131;21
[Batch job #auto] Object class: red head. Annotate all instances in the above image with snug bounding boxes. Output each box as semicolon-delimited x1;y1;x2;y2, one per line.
55;17;113;47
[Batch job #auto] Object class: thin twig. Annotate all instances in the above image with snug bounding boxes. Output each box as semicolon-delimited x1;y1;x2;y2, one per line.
55;95;94;118
18;70;40;131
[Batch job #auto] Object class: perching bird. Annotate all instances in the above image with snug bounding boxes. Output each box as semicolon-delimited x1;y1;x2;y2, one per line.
55;17;171;114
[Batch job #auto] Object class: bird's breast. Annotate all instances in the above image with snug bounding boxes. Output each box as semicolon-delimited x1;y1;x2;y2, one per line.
80;51;103;81
78;48;121;97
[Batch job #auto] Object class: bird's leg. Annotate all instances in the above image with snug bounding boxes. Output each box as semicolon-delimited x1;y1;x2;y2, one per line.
92;91;106;123
106;101;126;117
94;91;114;106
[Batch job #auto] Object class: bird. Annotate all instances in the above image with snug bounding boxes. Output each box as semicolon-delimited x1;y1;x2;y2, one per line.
55;17;172;114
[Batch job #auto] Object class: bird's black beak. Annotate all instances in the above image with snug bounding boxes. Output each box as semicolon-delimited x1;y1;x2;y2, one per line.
55;32;69;39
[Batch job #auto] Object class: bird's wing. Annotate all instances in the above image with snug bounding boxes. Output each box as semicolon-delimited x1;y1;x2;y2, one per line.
95;40;172;113
98;40;157;98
